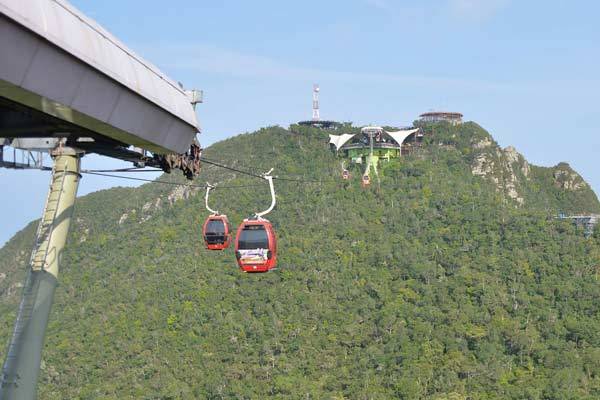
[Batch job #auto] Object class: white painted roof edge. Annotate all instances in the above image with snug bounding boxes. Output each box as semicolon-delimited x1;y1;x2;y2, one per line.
361;126;383;132
329;133;357;151
0;0;198;130
385;128;419;147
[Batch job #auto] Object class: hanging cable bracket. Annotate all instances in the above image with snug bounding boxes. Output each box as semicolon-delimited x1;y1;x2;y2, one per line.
204;182;219;215
255;169;276;219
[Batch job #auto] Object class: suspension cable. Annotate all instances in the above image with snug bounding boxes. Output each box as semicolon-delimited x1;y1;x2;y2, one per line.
84;167;163;173
81;154;335;188
199;156;326;184
79;154;330;184
80;171;262;189
199;157;265;179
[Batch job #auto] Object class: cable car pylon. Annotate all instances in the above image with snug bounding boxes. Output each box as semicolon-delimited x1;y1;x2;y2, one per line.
1;147;82;399
201;183;232;251
235;169;278;272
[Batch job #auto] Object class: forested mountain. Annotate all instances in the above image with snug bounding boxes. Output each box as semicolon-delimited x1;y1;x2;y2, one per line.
1;122;599;399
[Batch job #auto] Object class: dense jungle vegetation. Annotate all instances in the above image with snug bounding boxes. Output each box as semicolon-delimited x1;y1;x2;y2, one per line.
1;122;599;399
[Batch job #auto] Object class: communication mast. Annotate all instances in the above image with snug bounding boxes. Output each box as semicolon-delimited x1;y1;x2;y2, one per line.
297;83;339;130
312;84;320;122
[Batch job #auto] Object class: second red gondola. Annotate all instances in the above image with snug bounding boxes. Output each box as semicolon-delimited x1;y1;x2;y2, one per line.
361;174;371;187
202;214;232;250
234;218;277;272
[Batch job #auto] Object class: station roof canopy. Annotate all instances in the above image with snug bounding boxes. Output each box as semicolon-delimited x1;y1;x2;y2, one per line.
329;127;419;151
0;0;199;154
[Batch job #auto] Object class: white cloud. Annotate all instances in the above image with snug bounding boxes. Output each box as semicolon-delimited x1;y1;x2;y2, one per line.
144;43;518;94
448;0;509;21
156;44;303;80
146;42;600;95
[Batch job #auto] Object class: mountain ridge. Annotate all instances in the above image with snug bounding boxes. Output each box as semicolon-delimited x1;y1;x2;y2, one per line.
1;121;599;399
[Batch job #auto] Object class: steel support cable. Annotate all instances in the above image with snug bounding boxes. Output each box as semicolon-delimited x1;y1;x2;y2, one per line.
83;167;163;173
80;171;262;189
198;157;265;179
199;156;265;175
200;155;333;183
199;157;332;184
80;169;330;192
80;157;336;187
77;157;335;184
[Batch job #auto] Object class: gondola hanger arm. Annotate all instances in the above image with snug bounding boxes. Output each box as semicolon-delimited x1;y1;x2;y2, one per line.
205;182;219;215
255;169;276;219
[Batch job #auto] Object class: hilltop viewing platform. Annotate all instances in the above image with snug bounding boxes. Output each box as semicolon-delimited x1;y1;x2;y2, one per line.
419;111;463;125
297;120;341;130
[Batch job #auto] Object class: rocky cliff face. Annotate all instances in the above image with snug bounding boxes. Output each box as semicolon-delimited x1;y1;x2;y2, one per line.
116;184;198;226
552;162;590;191
470;140;531;206
457;124;598;213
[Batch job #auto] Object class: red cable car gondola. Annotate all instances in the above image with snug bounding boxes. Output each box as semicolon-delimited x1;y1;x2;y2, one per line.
235;218;277;272
341;162;350;181
234;171;278;272
202;183;232;250
362;174;371;187
202;214;232;250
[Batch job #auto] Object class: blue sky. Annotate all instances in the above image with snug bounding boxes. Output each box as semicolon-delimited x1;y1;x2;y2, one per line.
1;0;599;245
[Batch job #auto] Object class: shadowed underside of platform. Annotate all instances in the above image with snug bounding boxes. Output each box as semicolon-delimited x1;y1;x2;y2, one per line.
0;0;199;154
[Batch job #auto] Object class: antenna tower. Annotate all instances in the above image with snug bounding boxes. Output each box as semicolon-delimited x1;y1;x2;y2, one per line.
312;84;320;121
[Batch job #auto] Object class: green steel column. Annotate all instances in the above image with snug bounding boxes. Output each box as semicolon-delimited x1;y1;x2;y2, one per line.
0;148;81;400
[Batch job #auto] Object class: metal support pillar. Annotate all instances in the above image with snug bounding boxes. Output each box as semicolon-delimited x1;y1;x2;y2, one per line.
0;147;82;400
364;132;374;177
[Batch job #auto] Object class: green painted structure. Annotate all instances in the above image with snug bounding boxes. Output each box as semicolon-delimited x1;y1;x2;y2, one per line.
329;126;422;178
347;147;400;163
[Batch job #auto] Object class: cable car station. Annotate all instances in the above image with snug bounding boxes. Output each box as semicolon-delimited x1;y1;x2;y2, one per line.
0;0;203;397
329;126;422;183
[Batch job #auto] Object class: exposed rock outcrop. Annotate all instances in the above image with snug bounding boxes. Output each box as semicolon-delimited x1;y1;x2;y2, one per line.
472;137;493;149
471;152;500;185
167;185;199;206
117;186;198;226
504;146;530;179
118;209;136;225
553;163;589;191
470;143;528;205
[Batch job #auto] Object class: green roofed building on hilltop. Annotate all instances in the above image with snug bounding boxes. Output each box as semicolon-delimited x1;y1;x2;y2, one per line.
329;126;423;178
329;127;423;161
